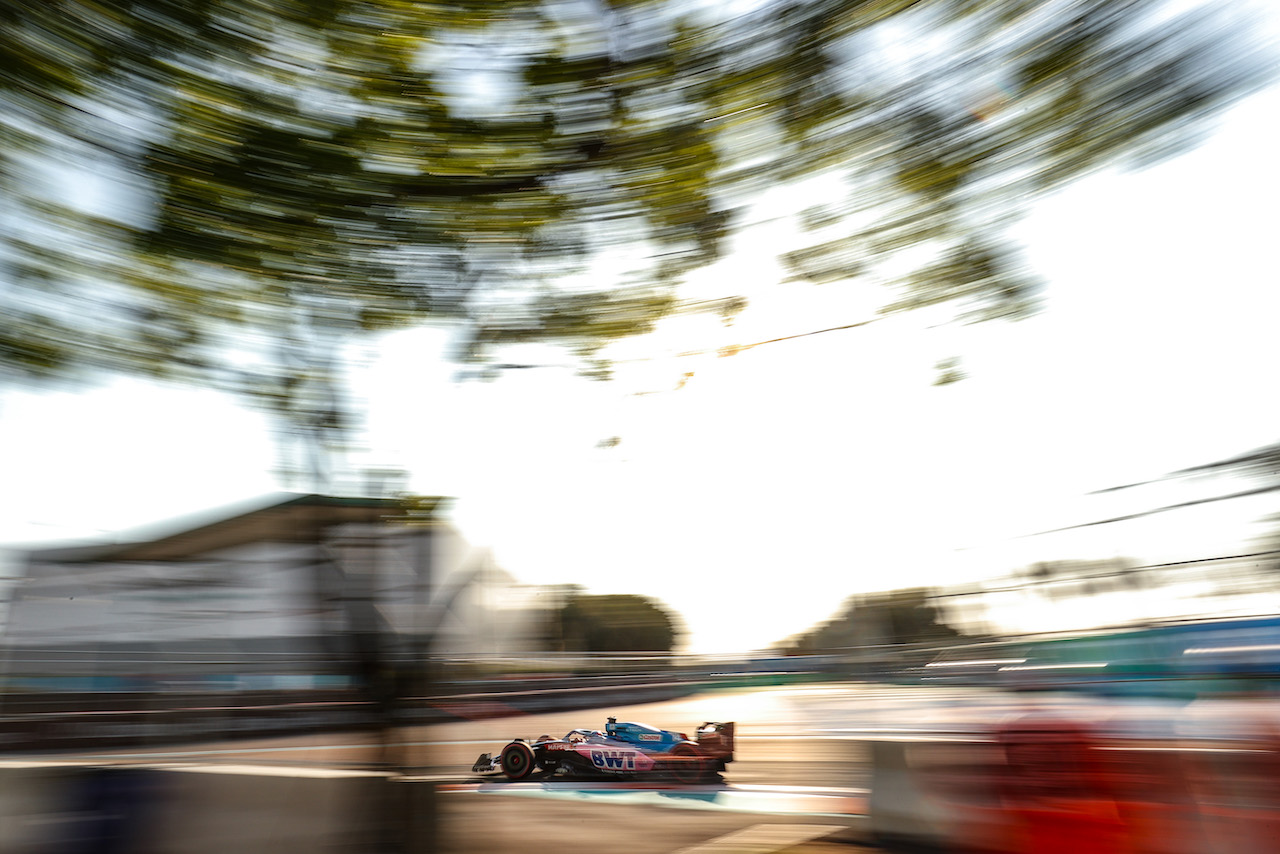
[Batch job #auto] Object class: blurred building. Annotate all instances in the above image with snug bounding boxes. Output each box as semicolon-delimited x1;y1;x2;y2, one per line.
0;494;541;692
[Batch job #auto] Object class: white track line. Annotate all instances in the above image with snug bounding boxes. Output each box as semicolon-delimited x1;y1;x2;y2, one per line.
440;781;866;818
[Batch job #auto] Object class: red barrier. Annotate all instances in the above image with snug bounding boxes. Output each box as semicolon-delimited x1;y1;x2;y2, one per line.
1181;707;1280;854
995;716;1132;854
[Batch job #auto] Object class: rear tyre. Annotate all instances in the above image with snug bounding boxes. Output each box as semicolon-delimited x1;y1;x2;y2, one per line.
501;741;536;781
667;743;709;784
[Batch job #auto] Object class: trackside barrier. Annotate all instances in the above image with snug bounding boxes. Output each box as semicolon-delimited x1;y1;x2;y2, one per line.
995;718;1129;854
0;762;428;854
865;739;950;851
1179;724;1280;854
867;737;1043;852
0;679;712;753
865;708;1280;854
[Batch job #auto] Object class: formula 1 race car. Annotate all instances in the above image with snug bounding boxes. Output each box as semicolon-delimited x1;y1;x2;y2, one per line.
471;716;735;783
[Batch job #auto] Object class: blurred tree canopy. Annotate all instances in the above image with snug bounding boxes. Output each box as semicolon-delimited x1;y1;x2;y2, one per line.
780;587;966;653
542;591;681;653
2;0;1273;440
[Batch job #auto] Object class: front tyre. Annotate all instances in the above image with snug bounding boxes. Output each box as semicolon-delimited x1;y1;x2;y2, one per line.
501;741;536;781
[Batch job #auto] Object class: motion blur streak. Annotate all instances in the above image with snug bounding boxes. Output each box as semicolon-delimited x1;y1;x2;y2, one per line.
866;695;1280;854
2;0;1279;852
1;0;1273;425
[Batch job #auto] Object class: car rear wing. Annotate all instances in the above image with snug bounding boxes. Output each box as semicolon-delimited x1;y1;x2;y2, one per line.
696;721;735;763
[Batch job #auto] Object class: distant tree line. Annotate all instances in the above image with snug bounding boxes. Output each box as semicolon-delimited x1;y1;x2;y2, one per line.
536;587;682;655
779;587;969;655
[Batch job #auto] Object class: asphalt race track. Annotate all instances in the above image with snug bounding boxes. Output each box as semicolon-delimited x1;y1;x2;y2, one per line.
20;684;885;852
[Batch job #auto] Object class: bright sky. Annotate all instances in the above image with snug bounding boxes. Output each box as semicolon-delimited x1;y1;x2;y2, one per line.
2;75;1279;654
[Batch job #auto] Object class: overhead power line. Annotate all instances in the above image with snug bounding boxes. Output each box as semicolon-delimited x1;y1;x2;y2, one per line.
1016;483;1280;541
933;548;1280;599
